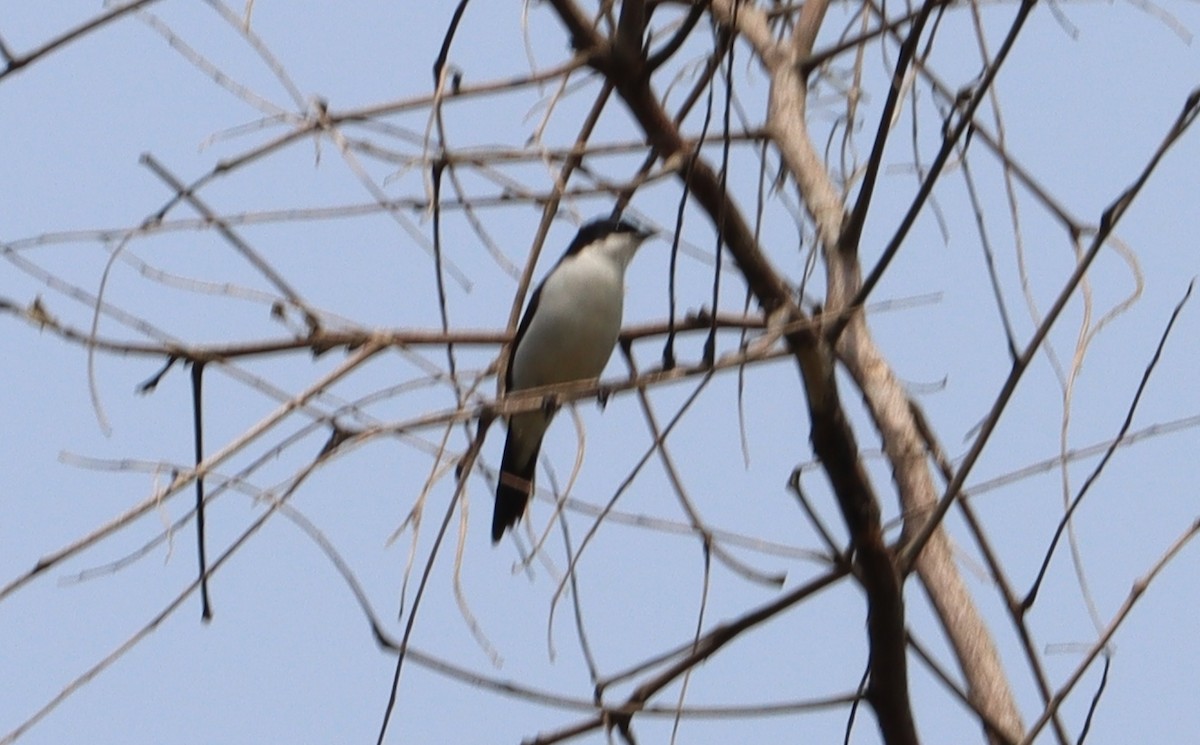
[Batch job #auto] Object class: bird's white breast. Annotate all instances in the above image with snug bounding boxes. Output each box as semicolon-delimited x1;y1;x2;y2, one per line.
510;249;626;391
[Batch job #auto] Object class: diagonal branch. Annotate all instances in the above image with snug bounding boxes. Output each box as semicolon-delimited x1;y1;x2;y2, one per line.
542;2;915;742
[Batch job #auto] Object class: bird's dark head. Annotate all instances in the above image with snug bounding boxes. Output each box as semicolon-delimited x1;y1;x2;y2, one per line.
563;217;656;267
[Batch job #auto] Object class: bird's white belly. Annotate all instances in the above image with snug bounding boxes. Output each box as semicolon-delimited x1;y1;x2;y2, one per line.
510;254;624;391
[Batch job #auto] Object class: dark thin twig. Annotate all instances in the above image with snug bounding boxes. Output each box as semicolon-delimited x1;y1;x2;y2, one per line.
1076;656;1110;745
0;0;164;81
902;88;1200;570
432;0;471;83
556;501;602;685
786;468;844;559
836;0;940;262
190;361;213;622
535;567;853;743
624;347;786;587
668;542;712;743
960;156;1021;362
664;24;732;369
1022;513;1200;743
705;0;739;366
0;418;350;745
833;0;1037;339
1024;280;1195;609
799;5;926;75
843;660;870;745
647;1;710;71
429;160;457;382
374;423;489;744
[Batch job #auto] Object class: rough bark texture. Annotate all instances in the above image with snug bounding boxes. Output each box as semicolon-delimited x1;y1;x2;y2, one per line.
545;1;1025;742
708;1;1024;741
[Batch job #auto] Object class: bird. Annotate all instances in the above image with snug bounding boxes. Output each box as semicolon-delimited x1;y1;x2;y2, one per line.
492;217;656;543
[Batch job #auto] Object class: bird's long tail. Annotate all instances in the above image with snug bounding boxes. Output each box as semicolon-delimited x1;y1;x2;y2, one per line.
492;434;541;542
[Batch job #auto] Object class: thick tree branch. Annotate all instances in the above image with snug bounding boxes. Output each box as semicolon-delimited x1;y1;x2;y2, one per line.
542;2;916;742
708;1;1025;741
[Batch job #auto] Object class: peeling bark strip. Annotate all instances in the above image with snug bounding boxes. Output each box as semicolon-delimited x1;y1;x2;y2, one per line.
544;2;918;742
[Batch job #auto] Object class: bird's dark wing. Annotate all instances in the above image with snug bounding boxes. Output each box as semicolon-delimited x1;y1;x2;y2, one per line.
496;275;547;541
506;281;543;391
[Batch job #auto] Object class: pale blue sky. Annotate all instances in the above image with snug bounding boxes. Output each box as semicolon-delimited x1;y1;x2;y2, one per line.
3;2;1200;743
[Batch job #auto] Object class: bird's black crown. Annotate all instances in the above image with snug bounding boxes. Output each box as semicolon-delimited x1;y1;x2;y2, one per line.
563;217;651;257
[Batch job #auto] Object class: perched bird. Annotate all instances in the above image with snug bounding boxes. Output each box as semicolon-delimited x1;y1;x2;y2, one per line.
492;217;655;542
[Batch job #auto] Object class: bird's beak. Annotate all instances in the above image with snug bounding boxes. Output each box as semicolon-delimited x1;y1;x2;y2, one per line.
636;225;658;242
